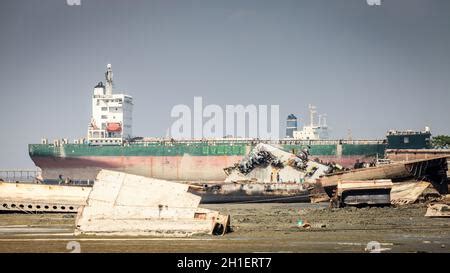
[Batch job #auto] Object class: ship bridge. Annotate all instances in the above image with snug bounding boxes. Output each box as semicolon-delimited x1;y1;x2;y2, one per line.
87;64;133;145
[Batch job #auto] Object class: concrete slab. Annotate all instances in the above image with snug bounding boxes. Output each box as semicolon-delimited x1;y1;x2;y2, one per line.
75;170;230;237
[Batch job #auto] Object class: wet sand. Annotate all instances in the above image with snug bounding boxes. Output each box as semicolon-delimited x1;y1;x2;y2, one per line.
0;203;449;253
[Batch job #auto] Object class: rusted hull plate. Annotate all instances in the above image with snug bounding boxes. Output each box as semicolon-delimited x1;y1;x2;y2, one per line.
320;156;448;194
335;180;393;207
190;182;310;204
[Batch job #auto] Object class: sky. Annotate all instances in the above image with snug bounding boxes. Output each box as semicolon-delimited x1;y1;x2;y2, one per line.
0;0;449;168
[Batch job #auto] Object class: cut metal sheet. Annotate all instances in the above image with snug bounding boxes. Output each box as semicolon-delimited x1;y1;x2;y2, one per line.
390;181;430;205
425;204;450;217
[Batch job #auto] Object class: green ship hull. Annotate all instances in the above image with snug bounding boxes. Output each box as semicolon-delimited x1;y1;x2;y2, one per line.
29;140;386;182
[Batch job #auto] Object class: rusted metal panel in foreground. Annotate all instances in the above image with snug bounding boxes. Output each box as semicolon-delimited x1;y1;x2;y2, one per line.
319;156;448;194
333;180;393;207
390;181;430;205
190;182;310;203
336;180;393;195
386;149;450;162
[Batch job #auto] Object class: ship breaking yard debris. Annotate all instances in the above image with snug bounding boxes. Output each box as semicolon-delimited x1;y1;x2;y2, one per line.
0;144;449;253
1;65;449;253
2;0;450;259
0;203;450;253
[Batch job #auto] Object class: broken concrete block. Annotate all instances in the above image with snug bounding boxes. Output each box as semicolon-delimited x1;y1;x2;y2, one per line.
75;170;230;237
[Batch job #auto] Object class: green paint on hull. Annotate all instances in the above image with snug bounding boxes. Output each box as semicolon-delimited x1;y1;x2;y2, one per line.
29;143;250;157
341;144;386;156
29;141;387;158
282;144;337;156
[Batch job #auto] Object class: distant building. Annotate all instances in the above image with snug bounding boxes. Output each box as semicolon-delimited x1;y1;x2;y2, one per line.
286;114;298;138
386;127;432;149
292;105;329;140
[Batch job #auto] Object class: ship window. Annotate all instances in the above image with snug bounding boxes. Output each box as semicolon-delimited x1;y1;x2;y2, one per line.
404;137;409;144
109;107;122;112
101;115;107;119
101;107;107;111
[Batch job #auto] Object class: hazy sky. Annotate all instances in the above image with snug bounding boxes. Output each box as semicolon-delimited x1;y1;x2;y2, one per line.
1;0;449;168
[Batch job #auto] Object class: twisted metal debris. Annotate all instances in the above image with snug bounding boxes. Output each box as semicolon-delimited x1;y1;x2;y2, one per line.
238;150;283;174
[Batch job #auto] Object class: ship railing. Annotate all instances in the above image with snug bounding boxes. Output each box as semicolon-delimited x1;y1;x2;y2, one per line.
128;138;386;146
35;138;386;147
387;130;430;136
0;169;41;183
87;137;123;145
375;158;392;166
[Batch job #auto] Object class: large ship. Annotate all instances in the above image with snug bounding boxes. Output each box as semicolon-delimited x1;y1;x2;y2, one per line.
28;65;432;183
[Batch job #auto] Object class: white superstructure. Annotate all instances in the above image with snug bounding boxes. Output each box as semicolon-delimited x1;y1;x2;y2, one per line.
87;64;133;144
293;104;330;140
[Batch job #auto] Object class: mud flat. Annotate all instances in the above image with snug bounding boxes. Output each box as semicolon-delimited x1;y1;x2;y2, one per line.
0;203;449;253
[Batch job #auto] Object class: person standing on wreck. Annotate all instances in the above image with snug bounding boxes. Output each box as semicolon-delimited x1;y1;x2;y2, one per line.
58;174;64;185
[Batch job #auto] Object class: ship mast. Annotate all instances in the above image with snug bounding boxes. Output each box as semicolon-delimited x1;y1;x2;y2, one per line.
105;64;113;96
322;114;327;127
308;104;317;127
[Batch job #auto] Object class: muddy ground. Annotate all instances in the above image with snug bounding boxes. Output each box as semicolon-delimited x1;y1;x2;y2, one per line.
0;202;449;253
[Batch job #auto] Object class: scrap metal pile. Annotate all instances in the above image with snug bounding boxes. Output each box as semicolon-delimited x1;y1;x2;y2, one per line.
236;144;319;175
237;149;283;175
307;156;449;209
224;143;331;183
